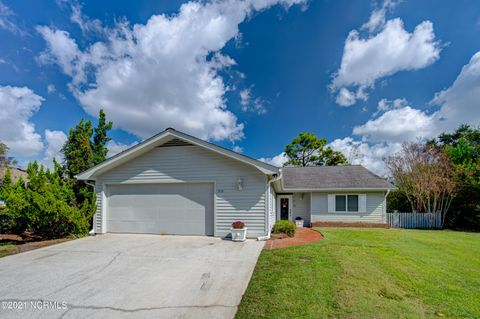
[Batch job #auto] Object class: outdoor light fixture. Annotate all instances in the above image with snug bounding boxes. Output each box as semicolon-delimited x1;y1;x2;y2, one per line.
237;178;244;191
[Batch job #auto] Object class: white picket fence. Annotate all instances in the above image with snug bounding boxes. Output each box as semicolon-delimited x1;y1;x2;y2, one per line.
387;212;442;229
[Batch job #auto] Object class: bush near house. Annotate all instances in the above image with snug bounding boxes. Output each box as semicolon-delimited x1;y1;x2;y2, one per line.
0;110;112;239
272;220;296;237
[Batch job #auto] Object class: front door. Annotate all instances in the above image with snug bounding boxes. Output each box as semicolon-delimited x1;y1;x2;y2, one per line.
280;197;290;220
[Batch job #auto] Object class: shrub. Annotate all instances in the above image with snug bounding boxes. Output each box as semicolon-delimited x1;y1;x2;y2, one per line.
272;220;296;237
232;221;245;229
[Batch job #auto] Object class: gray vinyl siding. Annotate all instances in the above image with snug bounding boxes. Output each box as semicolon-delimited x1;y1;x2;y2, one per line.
311;192;386;223
292;193;311;225
94;184;103;233
93;145;267;237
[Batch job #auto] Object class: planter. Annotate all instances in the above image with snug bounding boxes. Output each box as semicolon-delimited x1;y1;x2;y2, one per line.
295;219;304;228
230;227;247;241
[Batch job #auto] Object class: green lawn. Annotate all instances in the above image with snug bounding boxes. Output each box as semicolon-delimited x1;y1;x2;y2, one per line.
0;243;17;258
236;228;480;319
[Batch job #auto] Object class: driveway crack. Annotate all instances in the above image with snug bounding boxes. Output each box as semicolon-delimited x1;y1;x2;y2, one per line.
1;299;237;316
47;252;121;296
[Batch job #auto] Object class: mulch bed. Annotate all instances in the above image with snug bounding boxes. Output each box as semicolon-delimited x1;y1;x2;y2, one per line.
264;228;323;250
0;234;23;242
13;238;72;253
0;234;73;256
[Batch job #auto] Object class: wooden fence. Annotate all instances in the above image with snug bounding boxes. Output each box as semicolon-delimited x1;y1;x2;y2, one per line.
387;212;442;229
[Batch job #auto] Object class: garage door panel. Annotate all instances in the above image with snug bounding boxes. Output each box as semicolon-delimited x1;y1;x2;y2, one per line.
106;183;214;235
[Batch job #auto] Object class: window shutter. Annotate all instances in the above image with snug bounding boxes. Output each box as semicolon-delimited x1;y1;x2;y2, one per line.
328;194;335;213
359;194;367;213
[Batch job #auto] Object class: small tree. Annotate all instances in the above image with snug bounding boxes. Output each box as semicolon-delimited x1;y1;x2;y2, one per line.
385;143;458;228
62;119;94;178
0;168;28;234
284;132;348;167
92;109;113;165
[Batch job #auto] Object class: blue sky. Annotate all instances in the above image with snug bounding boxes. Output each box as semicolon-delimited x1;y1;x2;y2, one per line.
1;0;479;174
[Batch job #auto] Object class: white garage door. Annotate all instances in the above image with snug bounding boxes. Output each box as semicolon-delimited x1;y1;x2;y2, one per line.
106;183;214;235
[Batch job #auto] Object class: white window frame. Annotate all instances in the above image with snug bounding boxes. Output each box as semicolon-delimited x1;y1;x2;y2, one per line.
335;194;359;213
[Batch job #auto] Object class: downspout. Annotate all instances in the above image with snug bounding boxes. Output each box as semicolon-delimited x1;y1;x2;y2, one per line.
384;189;391;224
257;171;283;241
85;180;96;236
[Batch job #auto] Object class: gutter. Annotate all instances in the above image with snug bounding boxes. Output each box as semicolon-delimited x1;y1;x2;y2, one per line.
257;171;283;241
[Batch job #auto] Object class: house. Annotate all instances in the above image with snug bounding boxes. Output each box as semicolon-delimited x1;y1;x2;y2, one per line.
0;167;28;186
76;128;395;238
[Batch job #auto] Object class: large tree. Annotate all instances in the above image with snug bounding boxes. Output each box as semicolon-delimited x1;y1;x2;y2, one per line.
284;132;348;167
61;109;112;234
385;142;458;228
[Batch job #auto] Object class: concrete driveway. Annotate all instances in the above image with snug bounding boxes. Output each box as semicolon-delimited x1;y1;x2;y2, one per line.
0;234;264;319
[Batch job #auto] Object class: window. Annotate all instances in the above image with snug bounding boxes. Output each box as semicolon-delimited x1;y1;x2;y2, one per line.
335;195;359;212
335;195;346;212
347;195;359;212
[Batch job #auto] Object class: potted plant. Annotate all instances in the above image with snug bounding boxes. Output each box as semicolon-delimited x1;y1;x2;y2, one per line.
295;216;304;228
230;221;247;241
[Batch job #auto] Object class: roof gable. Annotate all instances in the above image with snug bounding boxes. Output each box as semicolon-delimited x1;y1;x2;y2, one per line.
76;128;279;180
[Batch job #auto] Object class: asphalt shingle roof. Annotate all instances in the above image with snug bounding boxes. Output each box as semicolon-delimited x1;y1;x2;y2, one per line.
282;165;394;190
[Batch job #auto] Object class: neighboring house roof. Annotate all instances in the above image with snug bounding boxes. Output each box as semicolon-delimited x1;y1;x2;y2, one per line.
76;128;279;180
0;166;28;185
280;165;395;191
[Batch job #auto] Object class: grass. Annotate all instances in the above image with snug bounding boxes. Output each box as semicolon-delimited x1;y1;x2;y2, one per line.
236;228;480;319
0;243;17;258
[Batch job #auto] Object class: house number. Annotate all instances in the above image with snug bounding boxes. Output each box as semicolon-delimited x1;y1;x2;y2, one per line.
217;189;224;193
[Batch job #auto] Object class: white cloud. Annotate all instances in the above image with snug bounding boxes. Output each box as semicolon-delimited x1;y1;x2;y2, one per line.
69;1;103;35
431;51;480;132
333;50;480;175
47;84;56;94
329;137;401;176
374;97;408;115
240;88;252;109
361;0;399;33
355;50;480;147
335;87;357;107
106;140;138;158
43;129;67;167
38;0;303;142
240;87;267;114
258;152;288;167
353;106;435;143
0;85;44;157
36;26;85;85
335;87;368;106
0;1;25;35
330;1;441;106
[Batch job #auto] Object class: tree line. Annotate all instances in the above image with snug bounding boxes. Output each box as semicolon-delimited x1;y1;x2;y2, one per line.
0;110;112;238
